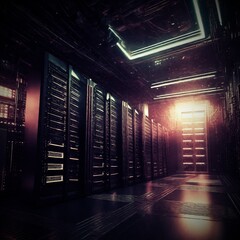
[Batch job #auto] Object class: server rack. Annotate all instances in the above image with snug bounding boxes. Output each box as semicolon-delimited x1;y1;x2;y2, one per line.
127;105;134;183
142;115;152;180
66;68;87;197
121;102;127;185
37;54;68;201
122;102;135;185
106;94;122;189
88;88;123;193
133;109;143;182
36;53;87;202
157;123;164;177
151;120;158;179
89;84;108;193
0;76;26;193
224;63;240;176
162;127;168;175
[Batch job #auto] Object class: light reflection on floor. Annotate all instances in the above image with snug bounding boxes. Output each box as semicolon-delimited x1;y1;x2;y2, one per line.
175;215;223;240
1;174;239;240
186;174;222;186
171;174;227;239
179;189;210;204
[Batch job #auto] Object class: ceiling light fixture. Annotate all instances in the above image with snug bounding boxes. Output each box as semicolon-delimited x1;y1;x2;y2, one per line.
153;87;224;100
109;0;205;60
151;71;216;88
215;0;222;26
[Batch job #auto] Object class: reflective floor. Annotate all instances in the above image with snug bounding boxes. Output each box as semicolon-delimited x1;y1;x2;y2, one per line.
0;174;240;240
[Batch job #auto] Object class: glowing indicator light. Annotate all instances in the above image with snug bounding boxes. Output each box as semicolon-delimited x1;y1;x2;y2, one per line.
71;70;80;80
46;175;63;183
0;86;15;99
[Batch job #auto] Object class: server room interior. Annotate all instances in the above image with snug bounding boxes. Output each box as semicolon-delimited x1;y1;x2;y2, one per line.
0;0;240;239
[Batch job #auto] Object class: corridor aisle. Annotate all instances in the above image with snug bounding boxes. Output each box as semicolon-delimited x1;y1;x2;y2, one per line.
101;174;240;240
0;174;239;239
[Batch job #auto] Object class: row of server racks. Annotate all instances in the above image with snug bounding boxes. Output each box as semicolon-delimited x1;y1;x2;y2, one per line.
1;53;169;203
224;62;240;177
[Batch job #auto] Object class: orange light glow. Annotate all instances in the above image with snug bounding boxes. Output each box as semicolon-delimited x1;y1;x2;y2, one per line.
25;83;40;137
175;101;207;120
179;189;210;204
176;216;222;239
173;100;210;132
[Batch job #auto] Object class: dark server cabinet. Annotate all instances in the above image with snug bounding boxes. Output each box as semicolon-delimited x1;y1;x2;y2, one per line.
36;53;87;202
134;110;143;183
0;77;27;193
88;88;122;193
157;124;164;177
162;127;168;175
224;63;240;176
151;120;158;179
37;54;68;201
89;84;108;193
142;115;152;180
106;94;122;189
0;128;7;191
66;67;87;197
122;102;135;185
127;105;134;184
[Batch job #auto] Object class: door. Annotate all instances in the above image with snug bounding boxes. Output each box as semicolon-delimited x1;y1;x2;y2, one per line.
180;109;208;172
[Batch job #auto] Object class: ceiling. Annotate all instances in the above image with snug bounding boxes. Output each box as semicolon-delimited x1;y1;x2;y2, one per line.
0;0;236;105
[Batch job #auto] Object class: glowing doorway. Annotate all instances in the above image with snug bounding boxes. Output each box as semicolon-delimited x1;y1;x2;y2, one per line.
176;102;208;172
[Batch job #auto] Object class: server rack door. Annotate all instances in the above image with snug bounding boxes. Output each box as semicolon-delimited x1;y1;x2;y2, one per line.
121;102;135;185
66;68;87;197
142;115;152;180
157;124;164;177
162;127;168;175
127;105;134;184
107;94;122;189
151;120;158;179
134;110;143;182
91;85;107;193
37;53;68;201
121;102;128;185
84;83;93;194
